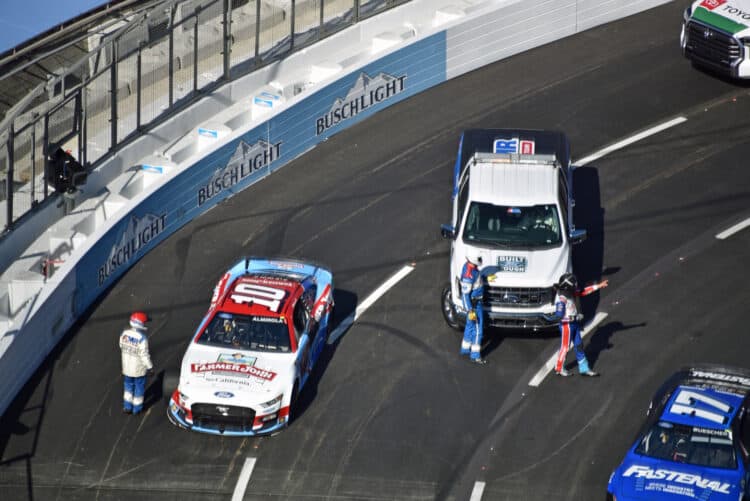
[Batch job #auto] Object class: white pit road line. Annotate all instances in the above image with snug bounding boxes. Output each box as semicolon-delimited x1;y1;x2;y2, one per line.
328;264;415;345
716;218;750;240
470;481;486;501
574;116;687;167
232;457;257;501
528;312;609;387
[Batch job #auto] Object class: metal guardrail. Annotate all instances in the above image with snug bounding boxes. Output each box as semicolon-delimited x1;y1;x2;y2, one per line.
0;0;409;232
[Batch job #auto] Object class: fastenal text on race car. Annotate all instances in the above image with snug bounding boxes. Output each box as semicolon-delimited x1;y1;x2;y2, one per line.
166;257;334;435
607;365;750;500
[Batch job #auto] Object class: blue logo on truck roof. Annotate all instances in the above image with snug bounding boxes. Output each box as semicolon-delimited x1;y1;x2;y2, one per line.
493;138;535;154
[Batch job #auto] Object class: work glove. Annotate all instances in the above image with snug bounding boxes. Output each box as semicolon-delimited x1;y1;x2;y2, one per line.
575;313;585;323
468;310;477;321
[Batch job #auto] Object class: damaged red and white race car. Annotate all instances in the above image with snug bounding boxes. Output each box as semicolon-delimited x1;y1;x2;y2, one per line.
166;257;334;435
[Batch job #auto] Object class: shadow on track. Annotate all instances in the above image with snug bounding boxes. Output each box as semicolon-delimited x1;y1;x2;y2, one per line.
573;165;613;318
586;320;647;368
0;305;97;501
292;288;357;424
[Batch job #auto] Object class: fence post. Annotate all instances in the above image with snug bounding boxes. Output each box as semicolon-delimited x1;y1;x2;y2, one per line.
75;93;83;165
137;45;142;129
81;80;88;166
223;0;231;80
169;13;175;107
254;0;260;64
319;0;324;38
110;40;118;151
30;122;36;207
193;7;199;93
43;114;49;199
290;0;296;51
5;123;13;231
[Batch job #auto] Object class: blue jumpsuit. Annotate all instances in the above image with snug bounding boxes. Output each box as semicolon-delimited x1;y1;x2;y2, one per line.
459;261;484;360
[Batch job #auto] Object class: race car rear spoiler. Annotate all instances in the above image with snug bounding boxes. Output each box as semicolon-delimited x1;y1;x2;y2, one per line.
684;364;750;391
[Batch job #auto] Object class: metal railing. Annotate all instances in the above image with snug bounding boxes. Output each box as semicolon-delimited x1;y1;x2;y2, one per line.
0;0;409;232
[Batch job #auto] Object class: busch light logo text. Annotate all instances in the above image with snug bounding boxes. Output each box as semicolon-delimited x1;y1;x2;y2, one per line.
98;213;167;286
198;139;282;206
316;72;407;135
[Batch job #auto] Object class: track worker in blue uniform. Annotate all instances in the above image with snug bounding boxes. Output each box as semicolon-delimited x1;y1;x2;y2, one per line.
554;273;608;377
119;311;154;414
460;255;488;364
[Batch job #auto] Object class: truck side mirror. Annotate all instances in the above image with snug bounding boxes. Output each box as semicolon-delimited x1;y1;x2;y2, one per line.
569;228;587;244
441;224;456;240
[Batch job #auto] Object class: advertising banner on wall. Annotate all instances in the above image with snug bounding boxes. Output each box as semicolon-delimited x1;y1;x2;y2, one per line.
72;31;447;313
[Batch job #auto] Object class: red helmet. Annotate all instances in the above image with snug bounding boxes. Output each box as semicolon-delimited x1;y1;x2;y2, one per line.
129;311;149;329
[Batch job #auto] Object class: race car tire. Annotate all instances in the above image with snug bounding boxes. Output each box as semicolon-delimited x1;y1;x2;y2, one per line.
289;383;299;425
441;284;464;331
325;306;334;343
162;371;179;401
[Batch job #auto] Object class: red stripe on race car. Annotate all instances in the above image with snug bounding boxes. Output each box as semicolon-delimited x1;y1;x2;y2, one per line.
279;405;290;420
312;284;332;321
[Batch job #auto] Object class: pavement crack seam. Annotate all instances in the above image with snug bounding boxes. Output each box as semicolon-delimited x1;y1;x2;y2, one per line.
325;364;409;499
494;393;613;482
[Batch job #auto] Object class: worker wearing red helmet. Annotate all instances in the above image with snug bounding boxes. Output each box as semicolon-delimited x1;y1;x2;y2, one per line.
119;311;154;414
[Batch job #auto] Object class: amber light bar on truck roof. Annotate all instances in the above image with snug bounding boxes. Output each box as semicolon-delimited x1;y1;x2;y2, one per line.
472;152;558;166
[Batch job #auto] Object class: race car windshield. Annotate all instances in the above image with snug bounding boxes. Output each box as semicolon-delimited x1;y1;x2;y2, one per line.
634;421;737;469
462;202;562;248
197;313;291;352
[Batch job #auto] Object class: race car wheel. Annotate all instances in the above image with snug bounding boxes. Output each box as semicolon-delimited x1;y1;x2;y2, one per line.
162;371;179;401
441;284;464;331
289;383;299;425
325;306;334;343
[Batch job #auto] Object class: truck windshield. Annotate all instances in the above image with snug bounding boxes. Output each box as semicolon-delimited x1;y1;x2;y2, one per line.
462;202;562;247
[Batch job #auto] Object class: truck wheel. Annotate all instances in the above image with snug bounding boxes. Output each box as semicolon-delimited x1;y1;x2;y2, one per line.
441;284;464;331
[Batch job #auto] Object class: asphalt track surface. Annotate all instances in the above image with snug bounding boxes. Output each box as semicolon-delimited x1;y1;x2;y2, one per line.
3;1;750;500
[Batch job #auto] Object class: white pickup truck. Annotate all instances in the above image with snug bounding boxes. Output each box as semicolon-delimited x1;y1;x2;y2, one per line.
440;129;586;331
681;0;750;78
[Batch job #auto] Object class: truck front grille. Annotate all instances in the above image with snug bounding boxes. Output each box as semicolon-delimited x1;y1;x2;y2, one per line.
485;286;554;308
685;20;741;72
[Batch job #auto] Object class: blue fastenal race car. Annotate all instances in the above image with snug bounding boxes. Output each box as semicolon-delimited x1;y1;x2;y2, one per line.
166;257;334;436
607;365;750;500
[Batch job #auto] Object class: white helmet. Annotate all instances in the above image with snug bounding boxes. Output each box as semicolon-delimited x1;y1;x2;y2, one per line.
466;254;483;266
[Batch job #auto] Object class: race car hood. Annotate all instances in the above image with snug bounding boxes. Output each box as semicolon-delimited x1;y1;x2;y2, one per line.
613;457;741;500
476;246;569;288
691;0;750;38
179;343;292;406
